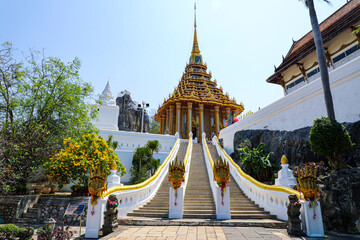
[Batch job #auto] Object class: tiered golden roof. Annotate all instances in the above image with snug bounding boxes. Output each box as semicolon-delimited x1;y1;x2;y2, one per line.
155;11;243;120
154;5;244;138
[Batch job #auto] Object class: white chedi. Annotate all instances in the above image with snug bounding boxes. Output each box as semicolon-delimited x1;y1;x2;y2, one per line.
97;81;116;106
275;155;297;189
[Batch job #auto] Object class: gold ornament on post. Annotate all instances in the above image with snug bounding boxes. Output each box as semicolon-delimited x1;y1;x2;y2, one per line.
168;157;185;191
89;165;108;205
213;157;230;205
296;164;318;201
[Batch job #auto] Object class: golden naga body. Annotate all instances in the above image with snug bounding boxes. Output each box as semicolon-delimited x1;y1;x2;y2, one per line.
168;157;185;191
89;166;108;204
296;164;318;200
213;158;230;189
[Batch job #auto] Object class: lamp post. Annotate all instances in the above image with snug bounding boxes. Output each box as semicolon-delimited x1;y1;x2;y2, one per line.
138;101;149;133
44;218;56;234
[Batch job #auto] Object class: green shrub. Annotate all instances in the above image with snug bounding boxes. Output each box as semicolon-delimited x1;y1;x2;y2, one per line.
309;117;354;170
0;224;19;240
18;227;34;240
237;139;275;182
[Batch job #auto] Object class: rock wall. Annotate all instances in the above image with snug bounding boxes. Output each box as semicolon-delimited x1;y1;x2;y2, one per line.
116;91;149;133
232;120;360;234
0;196;21;223
232;120;360;168
319;168;360;234
37;195;89;225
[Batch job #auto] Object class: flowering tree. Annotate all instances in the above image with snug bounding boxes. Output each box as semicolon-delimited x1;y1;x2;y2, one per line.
44;133;126;189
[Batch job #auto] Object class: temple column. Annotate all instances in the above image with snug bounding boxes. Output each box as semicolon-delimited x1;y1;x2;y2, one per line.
165;109;170;133
160;116;165;134
215;106;220;135
199;104;204;140
176;102;181;134
225;107;231;122
221;110;226;129
187;102;192;138
169;105;174;135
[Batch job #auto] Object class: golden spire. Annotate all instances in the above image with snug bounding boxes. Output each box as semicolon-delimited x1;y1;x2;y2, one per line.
191;3;200;54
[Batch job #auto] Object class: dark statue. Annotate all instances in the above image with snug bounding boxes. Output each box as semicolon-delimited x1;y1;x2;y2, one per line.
287;194;303;236
116;90;150;132
102;194;119;236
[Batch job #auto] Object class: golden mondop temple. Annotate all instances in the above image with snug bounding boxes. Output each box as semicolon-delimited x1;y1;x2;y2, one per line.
155;9;244;140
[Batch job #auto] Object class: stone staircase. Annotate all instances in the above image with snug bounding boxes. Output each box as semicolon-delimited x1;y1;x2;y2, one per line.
183;143;216;218
208;145;276;220
128;142;188;218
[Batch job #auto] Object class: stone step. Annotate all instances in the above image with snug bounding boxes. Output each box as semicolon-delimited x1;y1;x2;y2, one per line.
17;218;39;224
183;214;216;219
127;213;168;218
118;216;287;227
231;214;277;219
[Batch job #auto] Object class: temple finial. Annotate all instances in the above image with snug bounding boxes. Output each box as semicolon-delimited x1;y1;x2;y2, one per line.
191;2;200;54
194;2;197;28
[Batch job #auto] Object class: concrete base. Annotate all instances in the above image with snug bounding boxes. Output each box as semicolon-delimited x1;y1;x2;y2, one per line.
216;186;230;220
85;198;107;238
301;200;325;237
169;187;184;219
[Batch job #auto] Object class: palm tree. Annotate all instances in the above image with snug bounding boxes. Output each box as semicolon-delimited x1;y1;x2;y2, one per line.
146;140;162;175
106;135;119;150
146;140;161;163
300;0;336;120
132;146;152;180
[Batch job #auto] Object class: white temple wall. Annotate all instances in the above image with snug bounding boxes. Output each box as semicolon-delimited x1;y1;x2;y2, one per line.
98;130;176;183
220;54;360;153
93;105;119;131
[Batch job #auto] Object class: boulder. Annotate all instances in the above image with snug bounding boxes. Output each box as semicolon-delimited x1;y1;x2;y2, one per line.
116;91;149;133
318;168;360;234
233;120;360;168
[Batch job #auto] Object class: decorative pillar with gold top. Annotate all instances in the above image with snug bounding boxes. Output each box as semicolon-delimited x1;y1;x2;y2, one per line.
176;102;181;134
214;106;220;134
169;105;174;135
199;104;204;138
187;102;192;137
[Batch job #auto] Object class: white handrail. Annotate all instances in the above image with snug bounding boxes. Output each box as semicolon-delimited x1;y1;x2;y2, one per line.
85;138;180;238
169;132;193;218
202;133;230;219
213;136;295;220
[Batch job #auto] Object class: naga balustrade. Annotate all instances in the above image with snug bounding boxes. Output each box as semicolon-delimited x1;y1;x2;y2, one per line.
169;132;193;218
212;135;300;220
202;133;231;219
85;138;180;238
213;136;324;236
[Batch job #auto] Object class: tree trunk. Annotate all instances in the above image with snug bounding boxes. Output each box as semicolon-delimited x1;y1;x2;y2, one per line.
307;0;336;120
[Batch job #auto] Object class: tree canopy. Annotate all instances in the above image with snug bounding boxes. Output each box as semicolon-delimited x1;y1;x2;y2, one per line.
0;41;97;192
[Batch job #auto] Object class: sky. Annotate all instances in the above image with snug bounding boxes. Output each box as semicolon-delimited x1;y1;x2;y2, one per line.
0;0;348;116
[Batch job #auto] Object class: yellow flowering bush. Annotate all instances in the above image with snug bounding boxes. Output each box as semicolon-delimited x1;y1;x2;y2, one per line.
44;133;126;189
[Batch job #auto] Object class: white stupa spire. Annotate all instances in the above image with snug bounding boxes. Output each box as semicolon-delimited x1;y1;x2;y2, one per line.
98;80;116;106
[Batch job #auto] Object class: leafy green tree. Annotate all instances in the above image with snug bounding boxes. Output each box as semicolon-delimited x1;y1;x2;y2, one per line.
146;140;162;175
298;0;335;120
44;133;126;189
149;158;161;175
237;139;274;182
130;146;152;183
149;120;160;134
0;41;97;186
309;117;354;170
106;135;119;150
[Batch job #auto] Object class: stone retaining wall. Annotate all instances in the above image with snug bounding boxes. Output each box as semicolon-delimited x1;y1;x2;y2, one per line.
37;195;89;226
0;196;21;223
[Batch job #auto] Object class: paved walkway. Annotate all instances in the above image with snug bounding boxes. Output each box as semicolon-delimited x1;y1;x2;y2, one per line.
100;226;300;240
